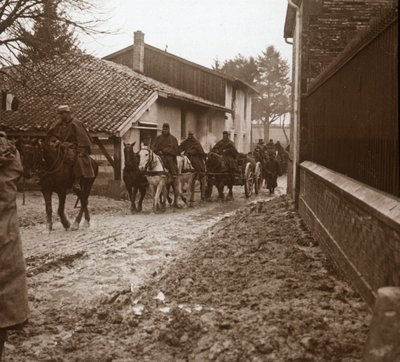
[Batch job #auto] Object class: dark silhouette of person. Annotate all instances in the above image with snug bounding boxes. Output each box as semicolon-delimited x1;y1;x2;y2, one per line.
266;138;276;154
179;130;206;176
211;131;239;173
0;132;29;359
151;123;179;175
47;105;94;193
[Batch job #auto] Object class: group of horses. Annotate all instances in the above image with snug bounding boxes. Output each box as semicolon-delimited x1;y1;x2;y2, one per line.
17;137;284;232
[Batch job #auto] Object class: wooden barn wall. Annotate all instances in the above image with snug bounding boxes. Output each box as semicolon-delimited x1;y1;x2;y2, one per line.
105;49;133;69
305;13;399;197
144;47;226;106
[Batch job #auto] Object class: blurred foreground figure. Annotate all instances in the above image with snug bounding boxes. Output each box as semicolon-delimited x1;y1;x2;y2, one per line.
0;132;29;360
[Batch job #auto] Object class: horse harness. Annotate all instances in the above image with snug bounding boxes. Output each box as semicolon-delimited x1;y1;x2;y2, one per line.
142;148;169;176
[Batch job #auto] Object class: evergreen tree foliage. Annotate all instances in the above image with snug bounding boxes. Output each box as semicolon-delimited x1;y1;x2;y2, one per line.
215;54;258;86
216;46;290;124
253;46;290;124
17;0;78;63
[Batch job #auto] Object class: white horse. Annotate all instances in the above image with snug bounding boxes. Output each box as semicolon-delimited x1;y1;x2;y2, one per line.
138;147;182;211
176;155;196;205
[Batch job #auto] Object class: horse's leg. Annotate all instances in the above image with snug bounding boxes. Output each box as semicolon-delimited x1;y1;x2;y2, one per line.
131;185;138;213
82;182;93;227
172;177;182;208
137;185;146;212
42;190;53;231
217;178;225;201
189;175;195;205
149;184;156;212
161;183;168;211
57;191;70;230
226;177;234;201
205;177;213;201
178;177;187;206
127;183;134;212
165;183;173;205
71;180;90;230
154;181;164;213
200;175;206;201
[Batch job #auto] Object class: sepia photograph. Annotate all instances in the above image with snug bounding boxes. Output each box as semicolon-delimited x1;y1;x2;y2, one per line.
0;0;399;361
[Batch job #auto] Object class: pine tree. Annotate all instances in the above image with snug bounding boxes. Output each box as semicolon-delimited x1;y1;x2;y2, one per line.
253;46;290;141
213;46;290;141
18;0;78;63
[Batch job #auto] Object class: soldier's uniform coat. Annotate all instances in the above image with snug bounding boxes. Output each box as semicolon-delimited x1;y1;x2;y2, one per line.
151;132;180;175
47;118;95;178
179;137;206;175
0;139;29;329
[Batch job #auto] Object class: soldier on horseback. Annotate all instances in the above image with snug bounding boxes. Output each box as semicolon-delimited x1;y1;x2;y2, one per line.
179;130;206;177
151;123;179;176
266;139;276;155
254;139;267;162
211;131;239;174
47;105;95;193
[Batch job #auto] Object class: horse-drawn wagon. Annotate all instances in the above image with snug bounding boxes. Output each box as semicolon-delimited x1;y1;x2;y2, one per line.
236;153;263;198
205;152;262;200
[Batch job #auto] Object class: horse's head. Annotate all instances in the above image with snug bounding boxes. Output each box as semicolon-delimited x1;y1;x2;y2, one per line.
18;137;42;178
206;152;222;172
138;147;153;172
123;142;138;169
265;151;276;163
41;136;63;164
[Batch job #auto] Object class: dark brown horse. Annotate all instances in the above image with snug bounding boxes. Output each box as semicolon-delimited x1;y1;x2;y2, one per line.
123;142;147;213
205;152;234;201
21;137;98;231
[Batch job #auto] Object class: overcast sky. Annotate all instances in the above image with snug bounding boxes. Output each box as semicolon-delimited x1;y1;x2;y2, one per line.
81;0;292;69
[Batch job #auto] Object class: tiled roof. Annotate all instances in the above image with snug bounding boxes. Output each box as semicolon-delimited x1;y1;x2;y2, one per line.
0;52;230;135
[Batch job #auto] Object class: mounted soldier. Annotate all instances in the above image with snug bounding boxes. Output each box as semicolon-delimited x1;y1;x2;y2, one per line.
211;131;239;174
151;122;179;176
266;139;276;155
47;105;95;193
179;130;206;176
254;139;267;163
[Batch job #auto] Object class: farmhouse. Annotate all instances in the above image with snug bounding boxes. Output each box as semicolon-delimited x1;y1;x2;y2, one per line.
0;52;231;196
103;31;258;153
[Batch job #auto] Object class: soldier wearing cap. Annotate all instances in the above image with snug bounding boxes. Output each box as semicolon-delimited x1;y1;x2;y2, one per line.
47;105;94;192
211;131;239;173
151;123;179;175
179;130;206;177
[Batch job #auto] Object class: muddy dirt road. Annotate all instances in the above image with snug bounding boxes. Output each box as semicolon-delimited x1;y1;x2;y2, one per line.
4;178;370;361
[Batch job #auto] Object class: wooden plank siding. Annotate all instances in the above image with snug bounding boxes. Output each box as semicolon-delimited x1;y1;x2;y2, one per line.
144;47;226;106
105;48;134;69
305;14;399;197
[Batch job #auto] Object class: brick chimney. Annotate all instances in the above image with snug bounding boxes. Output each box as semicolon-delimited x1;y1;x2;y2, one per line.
133;31;144;73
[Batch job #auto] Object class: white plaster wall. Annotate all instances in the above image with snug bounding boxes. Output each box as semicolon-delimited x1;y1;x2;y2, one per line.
225;84;234;133
184;110;198;140
155;100;181;137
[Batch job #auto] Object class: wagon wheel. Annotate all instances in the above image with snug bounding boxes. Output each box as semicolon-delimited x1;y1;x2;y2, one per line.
254;161;263;194
244;162;253;198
